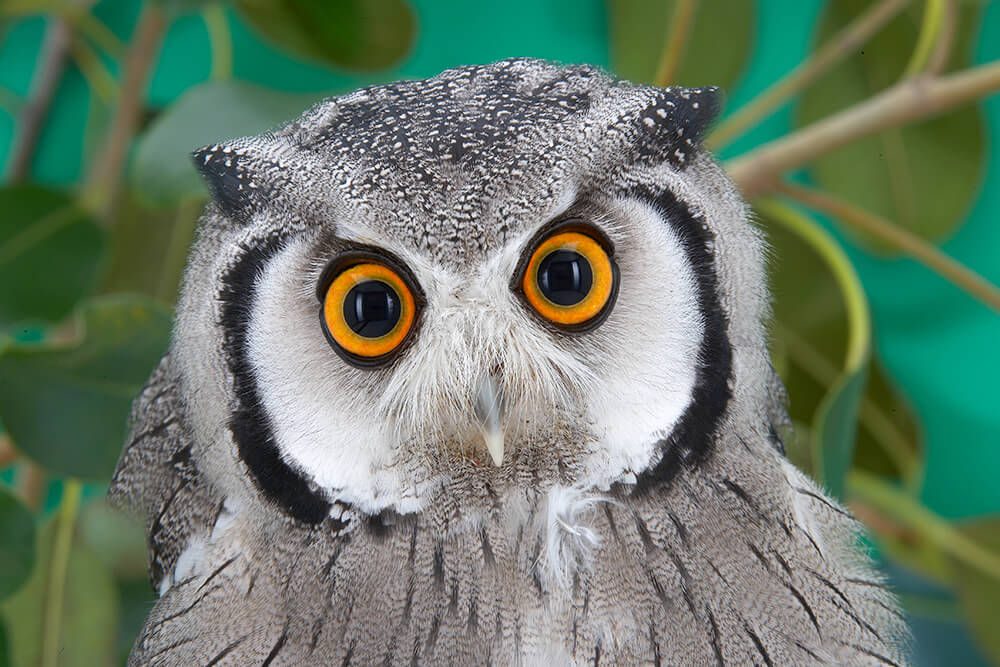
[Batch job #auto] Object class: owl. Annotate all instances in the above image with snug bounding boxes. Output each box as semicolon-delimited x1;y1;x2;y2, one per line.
110;59;910;665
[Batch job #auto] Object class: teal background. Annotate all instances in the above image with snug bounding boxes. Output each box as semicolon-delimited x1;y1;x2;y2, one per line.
2;1;998;664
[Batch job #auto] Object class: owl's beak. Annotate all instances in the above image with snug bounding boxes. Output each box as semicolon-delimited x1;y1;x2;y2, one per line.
475;374;505;466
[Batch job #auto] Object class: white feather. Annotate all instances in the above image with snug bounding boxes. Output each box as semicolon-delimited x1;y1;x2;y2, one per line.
542;485;607;589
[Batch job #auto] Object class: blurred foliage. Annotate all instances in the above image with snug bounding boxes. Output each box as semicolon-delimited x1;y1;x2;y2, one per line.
0;186;104;330
0;0;998;664
236;0;416;71
0;298;170;480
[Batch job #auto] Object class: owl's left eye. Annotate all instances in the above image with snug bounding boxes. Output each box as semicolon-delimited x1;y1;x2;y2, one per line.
319;258;418;367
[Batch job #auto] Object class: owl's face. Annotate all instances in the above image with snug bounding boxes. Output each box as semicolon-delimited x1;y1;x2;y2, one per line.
176;60;773;524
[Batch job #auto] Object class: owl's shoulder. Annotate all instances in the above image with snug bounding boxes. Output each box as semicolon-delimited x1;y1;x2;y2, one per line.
109;354;222;590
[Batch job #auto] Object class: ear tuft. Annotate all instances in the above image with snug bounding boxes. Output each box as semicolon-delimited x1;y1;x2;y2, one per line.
192;142;270;223
633;86;724;169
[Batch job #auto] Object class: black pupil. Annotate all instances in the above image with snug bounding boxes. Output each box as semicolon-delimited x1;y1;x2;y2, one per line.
343;280;401;338
537;249;593;306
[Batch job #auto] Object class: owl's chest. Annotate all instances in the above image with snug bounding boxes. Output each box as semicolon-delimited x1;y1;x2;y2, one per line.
308;495;656;665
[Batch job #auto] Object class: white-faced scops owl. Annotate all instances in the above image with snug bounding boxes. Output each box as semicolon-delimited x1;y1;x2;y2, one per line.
110;59;910;665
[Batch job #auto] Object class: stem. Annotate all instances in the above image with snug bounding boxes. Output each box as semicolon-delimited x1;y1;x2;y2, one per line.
847;470;1000;582
777;182;1000;313
903;0;945;78
757;200;870;370
203;4;233;80
5;15;72;182
925;0;957;76
85;1;168;223
708;0;909;150
726;60;1000;197
40;480;82;667
67;6;126;58
157;198;202;302
654;0;698;87
70;36;119;105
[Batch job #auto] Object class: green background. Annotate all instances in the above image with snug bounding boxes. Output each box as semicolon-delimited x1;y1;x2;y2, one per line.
2;1;998;664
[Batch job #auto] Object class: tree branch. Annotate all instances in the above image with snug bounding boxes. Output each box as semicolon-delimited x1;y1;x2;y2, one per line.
16;463;46;511
0;433;17;469
726;60;1000;197
777;182;1000;313
4;16;72;182
85;1;167;223
708;0;909;150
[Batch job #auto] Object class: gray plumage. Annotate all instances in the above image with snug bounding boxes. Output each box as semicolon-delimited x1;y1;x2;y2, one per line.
110;59;909;665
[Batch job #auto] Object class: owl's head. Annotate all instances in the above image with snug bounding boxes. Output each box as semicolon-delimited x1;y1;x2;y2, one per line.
177;59;777;525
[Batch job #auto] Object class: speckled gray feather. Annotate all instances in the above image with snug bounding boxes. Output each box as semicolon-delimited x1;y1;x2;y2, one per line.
110;59;909;665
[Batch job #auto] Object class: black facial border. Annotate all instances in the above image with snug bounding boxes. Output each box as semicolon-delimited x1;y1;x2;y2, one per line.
627;185;734;493
219;233;338;526
510;217;621;334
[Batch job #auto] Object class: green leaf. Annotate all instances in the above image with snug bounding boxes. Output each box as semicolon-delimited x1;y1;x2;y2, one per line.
953;516;1000;663
608;0;756;89
853;360;923;489
0;620;8;667
797;1;986;251
130;80;326;207
101;194;202;305
0;518;118;667
757;200;871;498
234;0;416;71
0;490;34;601
0;296;171;481
0;186;104;332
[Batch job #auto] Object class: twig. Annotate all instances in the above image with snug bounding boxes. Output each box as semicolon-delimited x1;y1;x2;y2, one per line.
708;0;909;150
0;433;17;468
40;480;82;667
777;182;1000;313
654;0;698;87
726;60;1000;197
85;1;168;223
848;470;1000;582
5;16;72;182
16;462;46;511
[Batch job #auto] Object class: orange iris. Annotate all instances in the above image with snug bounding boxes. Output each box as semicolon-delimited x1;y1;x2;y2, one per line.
521;230;615;327
322;262;416;360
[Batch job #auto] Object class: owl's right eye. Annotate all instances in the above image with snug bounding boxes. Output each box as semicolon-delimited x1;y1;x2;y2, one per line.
319;258;418;367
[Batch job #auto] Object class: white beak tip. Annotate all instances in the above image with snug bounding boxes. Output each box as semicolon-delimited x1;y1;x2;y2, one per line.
483;430;505;467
